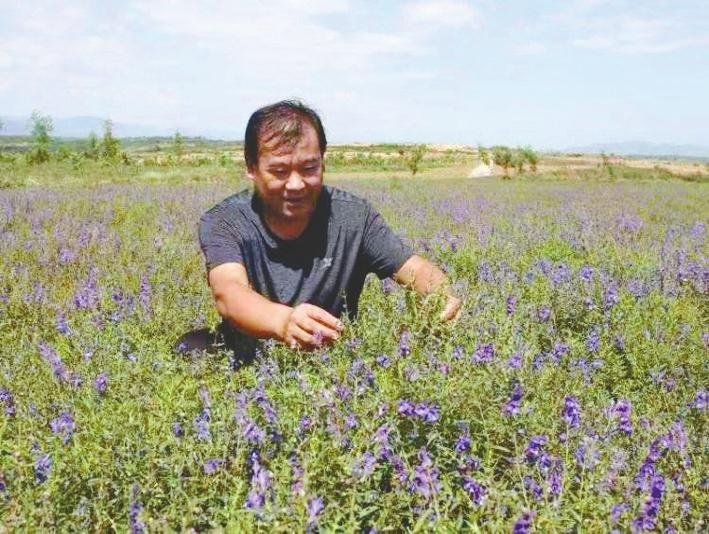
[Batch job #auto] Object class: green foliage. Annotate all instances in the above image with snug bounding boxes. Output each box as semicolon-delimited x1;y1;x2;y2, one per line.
405;145;426;176
0;179;706;531
172;131;184;157
520;146;539;172
100;120;122;161
26;111;53;164
477;144;491;166
491;145;513;177
85;132;100;160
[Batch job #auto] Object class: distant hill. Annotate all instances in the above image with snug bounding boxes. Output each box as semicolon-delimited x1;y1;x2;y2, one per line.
0;115;176;138
563;141;709;159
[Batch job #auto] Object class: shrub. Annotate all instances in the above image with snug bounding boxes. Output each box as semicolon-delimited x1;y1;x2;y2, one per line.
26;111;53;164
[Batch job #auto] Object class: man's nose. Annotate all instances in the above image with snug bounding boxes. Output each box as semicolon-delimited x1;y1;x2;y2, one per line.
285;171;305;190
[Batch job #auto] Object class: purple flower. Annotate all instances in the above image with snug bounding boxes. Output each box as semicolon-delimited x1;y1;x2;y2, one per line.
398;330;411;357
58;247;76;264
580;265;594;282
0;388;15;416
306;496;325;530
512;510;535;534
74;267;100;310
139;275;151;311
34;453;51;484
409;449;441;500
39;341;69;383
506;295;517;315
172;422;184;438
502;384;523;416
537;305;551;322
203;458;225;475
612;399;633;435
472;343;494;364
373;423;390;445
548;462;563;497
523;475;543;501
551;263;570;285
55;311;71;335
611;502;631;524
299;415;313;433
94;372;108;394
628;279;645;299
691;389;707;410
353;451;377;479
550;340;569;363
462;476;487;506
345;413;358;429
193;410;211;441
397;399;416;416
603;283;619;310
586;328;600;353
244;454;272;513
455;433;471;454
524;435;547;463
130;484;146;533
243;419;266;444
375;354;390;368
49;411;75;444
413;402;440;423
633;475;665;531
507;352;523;369
561;396;581;428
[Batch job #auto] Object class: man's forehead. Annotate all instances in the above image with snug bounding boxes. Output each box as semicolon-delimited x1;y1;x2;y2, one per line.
258;127;321;162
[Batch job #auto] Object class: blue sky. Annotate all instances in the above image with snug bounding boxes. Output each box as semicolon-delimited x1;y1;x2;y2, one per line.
1;0;708;147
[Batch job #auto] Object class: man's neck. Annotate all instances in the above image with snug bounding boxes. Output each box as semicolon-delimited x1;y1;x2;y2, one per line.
263;212;311;240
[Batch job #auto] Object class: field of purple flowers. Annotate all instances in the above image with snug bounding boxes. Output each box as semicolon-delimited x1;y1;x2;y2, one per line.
0;176;707;531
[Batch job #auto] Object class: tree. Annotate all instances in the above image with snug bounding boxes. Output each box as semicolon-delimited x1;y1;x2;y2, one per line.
520;146;539;172
26;111;53;164
492;145;513;177
477;144;490;166
405;145;426;176
0;117;4;132
512;150;525;174
85;132;100;159
172;130;184;157
100;119;121;161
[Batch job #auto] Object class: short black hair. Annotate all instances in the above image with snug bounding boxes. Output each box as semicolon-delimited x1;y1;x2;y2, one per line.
244;100;327;169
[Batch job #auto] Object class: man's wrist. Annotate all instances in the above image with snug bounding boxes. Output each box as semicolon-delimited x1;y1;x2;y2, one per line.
270;303;293;342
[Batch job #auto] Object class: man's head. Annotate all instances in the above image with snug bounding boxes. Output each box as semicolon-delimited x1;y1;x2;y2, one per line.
244;100;327;170
244;101;327;234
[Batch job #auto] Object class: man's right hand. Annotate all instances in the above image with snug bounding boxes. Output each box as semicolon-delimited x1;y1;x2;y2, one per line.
280;303;344;350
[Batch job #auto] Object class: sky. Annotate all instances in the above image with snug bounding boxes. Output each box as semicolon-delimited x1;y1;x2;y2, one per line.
1;0;708;148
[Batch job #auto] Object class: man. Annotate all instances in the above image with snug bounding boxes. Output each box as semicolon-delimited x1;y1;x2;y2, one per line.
181;100;460;357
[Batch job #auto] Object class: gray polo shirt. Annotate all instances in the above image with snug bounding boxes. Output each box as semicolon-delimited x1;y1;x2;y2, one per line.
199;185;413;322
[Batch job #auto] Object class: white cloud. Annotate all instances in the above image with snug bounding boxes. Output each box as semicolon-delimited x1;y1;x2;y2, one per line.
570;16;709;54
403;1;480;29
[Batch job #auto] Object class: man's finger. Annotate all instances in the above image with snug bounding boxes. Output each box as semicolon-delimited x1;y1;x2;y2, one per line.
440;296;462;322
298;316;339;342
290;325;314;349
305;304;344;332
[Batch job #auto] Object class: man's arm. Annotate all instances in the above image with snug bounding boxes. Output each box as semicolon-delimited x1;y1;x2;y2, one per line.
208;262;343;349
393;255;462;321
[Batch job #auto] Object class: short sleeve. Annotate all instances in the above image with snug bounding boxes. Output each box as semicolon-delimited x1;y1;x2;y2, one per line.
361;203;414;279
198;210;245;272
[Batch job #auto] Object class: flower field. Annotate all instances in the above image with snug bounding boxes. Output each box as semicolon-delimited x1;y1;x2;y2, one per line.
0;176;706;531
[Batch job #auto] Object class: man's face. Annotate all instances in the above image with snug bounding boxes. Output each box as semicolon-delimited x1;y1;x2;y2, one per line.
247;122;324;227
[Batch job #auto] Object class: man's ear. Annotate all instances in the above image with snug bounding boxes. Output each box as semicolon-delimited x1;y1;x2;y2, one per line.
246;164;256;182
